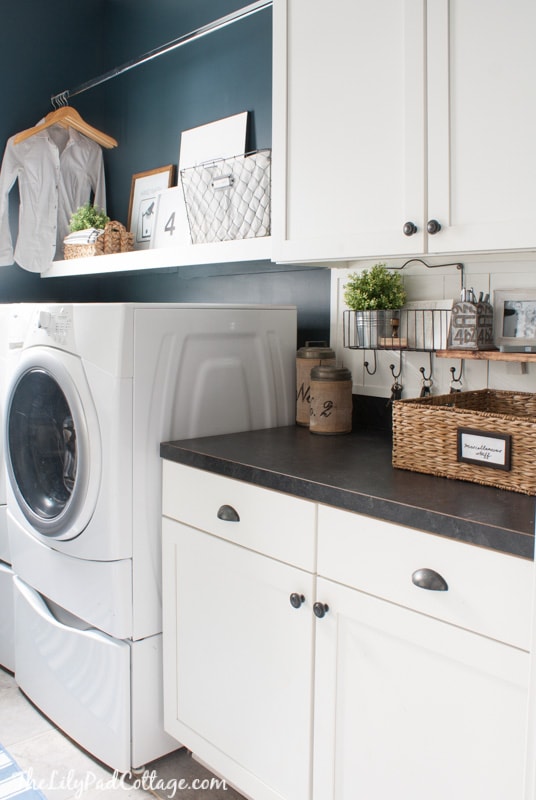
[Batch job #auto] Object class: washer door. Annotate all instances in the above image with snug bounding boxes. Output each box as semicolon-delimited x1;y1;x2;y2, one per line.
6;350;100;540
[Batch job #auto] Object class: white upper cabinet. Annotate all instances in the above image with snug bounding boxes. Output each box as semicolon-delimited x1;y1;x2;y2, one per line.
272;0;536;263
272;0;426;263
427;0;536;254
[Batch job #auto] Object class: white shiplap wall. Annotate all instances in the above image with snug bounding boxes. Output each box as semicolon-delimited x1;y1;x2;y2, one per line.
330;254;536;400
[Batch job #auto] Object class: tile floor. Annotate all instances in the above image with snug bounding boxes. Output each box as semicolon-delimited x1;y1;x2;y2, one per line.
0;667;245;800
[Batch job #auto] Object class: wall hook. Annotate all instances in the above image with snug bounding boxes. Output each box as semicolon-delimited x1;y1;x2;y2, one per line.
389;354;402;380
363;351;377;376
419;353;434;396
387;353;403;406
449;362;463;383
419;352;434;382
449;362;463;392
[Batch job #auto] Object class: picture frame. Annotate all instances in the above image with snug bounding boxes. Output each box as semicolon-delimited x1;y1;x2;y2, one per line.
127;165;175;250
457;427;511;471
493;288;536;352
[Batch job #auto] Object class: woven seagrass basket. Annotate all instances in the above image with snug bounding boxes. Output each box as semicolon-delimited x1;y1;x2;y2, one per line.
99;220;134;255
64;221;134;259
392;388;536;494
63;240;100;259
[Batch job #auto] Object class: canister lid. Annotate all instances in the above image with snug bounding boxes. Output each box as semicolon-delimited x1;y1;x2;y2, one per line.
310;365;352;381
296;341;336;359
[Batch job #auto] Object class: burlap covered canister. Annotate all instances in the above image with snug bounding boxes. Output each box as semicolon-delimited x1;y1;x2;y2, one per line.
296;342;336;425
309;365;353;435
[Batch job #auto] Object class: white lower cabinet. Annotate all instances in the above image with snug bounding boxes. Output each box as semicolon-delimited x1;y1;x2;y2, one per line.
162;462;316;800
313;576;528;800
162;461;533;800
314;505;532;800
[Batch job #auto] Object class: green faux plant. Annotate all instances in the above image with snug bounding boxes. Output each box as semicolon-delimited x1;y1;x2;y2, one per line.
343;263;407;310
69;203;110;232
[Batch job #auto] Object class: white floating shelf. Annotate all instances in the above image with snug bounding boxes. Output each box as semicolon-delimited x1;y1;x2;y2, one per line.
41;236;272;278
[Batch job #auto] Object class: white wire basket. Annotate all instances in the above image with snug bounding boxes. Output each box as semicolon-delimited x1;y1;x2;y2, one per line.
181;149;271;244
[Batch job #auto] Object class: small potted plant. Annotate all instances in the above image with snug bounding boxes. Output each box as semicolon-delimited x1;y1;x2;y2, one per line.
343;263;407;347
68;203;110;233
64;203;111;259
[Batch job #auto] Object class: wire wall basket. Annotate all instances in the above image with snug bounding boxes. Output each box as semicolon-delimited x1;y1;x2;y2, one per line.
181;149;271;244
343;307;452;352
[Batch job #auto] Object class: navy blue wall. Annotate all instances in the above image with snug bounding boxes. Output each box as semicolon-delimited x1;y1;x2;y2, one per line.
0;0;105;300
99;0;274;220
0;0;330;345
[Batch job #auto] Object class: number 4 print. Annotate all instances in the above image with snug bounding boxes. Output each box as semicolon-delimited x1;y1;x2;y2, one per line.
165;212;176;236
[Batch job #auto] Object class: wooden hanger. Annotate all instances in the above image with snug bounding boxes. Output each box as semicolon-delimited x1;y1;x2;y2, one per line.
13;105;118;149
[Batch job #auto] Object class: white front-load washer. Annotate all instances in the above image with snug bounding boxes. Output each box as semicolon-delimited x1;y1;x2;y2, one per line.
0;303;17;564
6;302;296;771
0;303;36;672
0;301;13;667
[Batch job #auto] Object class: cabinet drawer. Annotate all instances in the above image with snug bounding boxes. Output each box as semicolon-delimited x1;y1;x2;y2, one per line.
317;505;533;650
162;461;316;571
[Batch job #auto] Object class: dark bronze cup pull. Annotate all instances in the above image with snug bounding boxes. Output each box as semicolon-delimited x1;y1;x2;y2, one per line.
217;504;240;522
412;568;448;591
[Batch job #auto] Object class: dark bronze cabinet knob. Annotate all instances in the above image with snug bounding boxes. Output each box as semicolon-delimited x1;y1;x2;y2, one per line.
313;602;329;618
289;593;305;609
403;221;418;236
427;219;442;235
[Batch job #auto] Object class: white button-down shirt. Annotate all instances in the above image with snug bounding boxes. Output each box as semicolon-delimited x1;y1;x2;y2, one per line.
0;123;106;272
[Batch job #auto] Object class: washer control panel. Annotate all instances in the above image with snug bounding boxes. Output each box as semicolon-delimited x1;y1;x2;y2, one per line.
36;306;73;346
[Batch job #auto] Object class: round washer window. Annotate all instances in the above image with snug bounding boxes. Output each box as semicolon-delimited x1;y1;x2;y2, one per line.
7;368;83;533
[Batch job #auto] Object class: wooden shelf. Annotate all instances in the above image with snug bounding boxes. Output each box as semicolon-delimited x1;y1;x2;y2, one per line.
41;236;273;278
436;349;536;363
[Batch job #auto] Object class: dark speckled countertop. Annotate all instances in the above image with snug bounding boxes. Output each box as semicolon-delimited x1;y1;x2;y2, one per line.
161;426;535;560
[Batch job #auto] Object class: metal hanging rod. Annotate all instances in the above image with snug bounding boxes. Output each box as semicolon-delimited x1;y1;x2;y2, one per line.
397;258;464;274
50;0;272;107
390;257;465;288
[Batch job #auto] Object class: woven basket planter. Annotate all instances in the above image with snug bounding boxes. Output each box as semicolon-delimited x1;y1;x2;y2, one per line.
392;389;536;494
64;221;134;260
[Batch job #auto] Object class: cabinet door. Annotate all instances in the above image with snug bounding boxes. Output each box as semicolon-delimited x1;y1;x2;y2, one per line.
427;0;536;253
272;0;426;263
162;517;315;800
313;576;529;800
